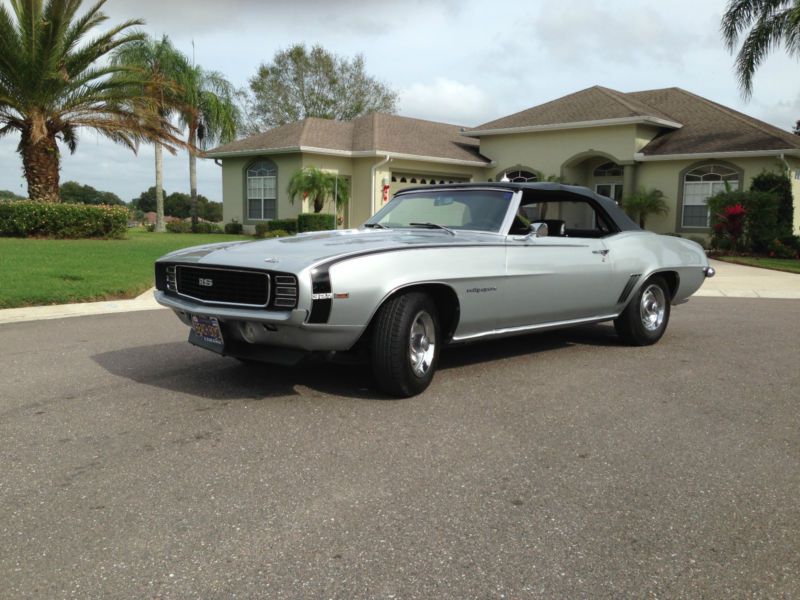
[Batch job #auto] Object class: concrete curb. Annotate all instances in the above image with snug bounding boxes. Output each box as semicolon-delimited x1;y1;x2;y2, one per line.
0;288;164;325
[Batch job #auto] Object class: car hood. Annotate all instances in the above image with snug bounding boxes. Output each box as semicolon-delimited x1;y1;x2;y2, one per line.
158;228;504;273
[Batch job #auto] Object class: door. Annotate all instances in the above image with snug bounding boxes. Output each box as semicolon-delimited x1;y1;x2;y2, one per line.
501;235;618;328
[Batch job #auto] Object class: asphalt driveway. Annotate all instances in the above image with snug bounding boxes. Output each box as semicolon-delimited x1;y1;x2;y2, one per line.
1;298;799;599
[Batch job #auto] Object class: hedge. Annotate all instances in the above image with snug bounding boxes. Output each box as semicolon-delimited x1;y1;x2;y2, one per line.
297;213;335;232
0;200;128;239
166;220;222;234
266;218;298;234
224;221;243;234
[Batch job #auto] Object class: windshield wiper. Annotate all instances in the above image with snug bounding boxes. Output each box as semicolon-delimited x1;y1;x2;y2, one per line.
363;222;390;230
409;222;456;236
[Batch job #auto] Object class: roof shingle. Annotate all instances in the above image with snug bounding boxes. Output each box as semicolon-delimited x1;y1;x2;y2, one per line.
208;113;488;163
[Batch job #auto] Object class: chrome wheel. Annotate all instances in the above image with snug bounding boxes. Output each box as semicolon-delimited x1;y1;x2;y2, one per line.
409;310;436;378
640;284;666;332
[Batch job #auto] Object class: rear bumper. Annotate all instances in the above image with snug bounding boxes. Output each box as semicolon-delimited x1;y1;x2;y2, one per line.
703;266;716;278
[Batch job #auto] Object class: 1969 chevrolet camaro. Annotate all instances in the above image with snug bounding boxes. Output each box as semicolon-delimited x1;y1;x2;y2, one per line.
154;183;715;397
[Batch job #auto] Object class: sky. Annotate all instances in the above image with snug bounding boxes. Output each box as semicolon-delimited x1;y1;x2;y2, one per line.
2;0;800;202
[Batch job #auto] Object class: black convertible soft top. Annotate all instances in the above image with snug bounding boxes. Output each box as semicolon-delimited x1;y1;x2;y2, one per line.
396;182;642;232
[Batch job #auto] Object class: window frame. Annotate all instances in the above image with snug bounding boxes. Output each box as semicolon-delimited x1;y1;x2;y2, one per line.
676;161;742;232
244;159;278;223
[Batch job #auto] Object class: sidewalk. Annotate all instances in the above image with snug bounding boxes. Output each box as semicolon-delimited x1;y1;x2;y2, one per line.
694;259;800;299
0;259;797;325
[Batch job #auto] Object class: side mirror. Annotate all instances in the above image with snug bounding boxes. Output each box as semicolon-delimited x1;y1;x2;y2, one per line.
526;222;549;239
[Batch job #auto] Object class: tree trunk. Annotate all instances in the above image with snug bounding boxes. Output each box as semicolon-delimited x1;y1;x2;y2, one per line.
189;125;198;231
154;143;166;232
20;129;60;202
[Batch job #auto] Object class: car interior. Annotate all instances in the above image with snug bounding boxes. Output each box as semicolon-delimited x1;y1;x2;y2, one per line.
511;190;616;238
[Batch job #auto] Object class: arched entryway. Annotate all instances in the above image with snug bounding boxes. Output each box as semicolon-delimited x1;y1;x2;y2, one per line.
561;151;633;202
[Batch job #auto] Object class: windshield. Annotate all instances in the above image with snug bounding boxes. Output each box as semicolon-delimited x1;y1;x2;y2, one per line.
365;189;514;233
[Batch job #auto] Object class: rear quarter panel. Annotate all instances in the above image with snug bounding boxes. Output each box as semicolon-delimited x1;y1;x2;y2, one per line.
606;232;709;303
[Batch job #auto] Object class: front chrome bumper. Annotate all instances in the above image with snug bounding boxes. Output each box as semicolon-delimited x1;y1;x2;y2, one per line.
703;266;716;278
154;291;362;351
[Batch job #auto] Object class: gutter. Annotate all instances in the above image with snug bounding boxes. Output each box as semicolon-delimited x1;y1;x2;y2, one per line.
634;149;800;162
370;154;391;215
205;146;491;167
462;116;683;138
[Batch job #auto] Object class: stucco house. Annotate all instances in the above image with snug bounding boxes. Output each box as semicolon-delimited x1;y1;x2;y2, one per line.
207;85;800;236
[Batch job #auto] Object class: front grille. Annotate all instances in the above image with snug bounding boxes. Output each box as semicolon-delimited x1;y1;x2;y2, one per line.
175;265;270;307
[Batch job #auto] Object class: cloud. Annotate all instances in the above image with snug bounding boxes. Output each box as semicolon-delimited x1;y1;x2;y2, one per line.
533;1;701;67
398;78;496;126
104;0;460;37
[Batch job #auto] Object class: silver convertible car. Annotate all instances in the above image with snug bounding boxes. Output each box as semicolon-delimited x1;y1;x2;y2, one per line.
154;183;715;397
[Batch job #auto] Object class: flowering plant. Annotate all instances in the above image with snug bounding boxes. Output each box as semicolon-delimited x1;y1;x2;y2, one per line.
713;203;746;252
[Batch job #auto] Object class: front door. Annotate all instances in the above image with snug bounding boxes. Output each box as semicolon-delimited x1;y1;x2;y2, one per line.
501;235;618;328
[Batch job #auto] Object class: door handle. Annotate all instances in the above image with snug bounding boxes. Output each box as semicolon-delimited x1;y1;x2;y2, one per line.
592;249;609;256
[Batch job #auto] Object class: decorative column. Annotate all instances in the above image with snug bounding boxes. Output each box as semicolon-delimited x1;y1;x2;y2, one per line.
623;163;637;198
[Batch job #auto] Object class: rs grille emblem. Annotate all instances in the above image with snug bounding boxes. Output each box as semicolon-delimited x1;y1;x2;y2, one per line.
198;278;213;287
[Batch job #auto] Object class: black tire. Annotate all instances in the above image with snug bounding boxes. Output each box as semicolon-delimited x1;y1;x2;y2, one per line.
371;292;440;398
614;275;671;346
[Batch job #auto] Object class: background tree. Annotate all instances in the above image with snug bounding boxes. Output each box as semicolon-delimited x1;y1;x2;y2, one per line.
60;181;124;205
0;189;25;200
176;65;241;230
131;186;222;221
112;35;189;231
245;44;397;132
722;1;800;99
621;188;670;229
0;0;181;202
287;167;349;214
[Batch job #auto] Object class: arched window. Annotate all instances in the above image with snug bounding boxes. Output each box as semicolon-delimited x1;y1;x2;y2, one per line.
593;162;623;177
682;164;739;228
246;160;277;220
502;170;538;182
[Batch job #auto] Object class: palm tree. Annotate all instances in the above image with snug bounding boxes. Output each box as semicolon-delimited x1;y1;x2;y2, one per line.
722;1;800;98
175;65;240;230
287;167;349;215
112;35;190;231
0;0;181;202
621;188;669;229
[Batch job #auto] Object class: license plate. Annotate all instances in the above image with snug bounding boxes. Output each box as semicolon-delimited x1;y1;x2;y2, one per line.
190;315;224;346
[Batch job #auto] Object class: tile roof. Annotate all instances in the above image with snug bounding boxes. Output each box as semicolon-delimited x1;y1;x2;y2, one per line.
471;86;678;131
207;113;489;164
629;87;800;155
470;85;800;156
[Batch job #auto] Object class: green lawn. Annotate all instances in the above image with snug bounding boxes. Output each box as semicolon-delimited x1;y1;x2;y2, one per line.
0;229;249;308
717;255;800;274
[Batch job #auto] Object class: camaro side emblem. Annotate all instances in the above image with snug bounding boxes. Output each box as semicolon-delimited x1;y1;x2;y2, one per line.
264;257;280;263
311;293;333;300
198;278;214;287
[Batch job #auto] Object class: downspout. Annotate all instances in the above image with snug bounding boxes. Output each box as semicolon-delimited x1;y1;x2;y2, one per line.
779;152;791;173
370;154;391;216
214;159;223;167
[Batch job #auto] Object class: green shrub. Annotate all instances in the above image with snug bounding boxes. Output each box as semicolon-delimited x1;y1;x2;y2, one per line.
707;190;780;253
165;220;192;233
192;221;222;234
254;223;269;238
0;200;128;239
224;220;243;234
263;229;289;238
768;238;798;259
266;218;297;234
750;171;793;237
297;212;335;232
